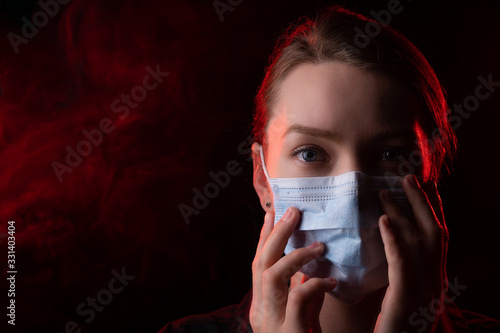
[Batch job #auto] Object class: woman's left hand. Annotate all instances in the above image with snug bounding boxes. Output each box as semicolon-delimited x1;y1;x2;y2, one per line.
374;174;448;333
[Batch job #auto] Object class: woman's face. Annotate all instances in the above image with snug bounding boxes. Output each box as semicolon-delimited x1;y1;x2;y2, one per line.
262;61;426;179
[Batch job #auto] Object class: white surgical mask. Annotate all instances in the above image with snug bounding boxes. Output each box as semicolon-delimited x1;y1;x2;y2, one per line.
259;148;412;304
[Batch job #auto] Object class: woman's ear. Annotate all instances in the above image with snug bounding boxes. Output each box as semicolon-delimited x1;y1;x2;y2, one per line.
251;142;274;212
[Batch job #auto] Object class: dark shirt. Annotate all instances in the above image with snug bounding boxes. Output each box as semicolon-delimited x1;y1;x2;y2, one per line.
158;288;500;333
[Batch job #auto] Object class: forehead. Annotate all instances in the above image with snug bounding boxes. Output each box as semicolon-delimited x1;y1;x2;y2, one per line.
267;61;422;139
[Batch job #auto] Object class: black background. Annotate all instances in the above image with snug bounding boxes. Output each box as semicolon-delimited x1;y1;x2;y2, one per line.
0;0;499;332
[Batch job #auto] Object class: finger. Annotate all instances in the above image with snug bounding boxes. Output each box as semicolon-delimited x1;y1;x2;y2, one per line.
252;208;299;316
403;175;443;242
261;241;324;315
405;177;448;297
379;189;417;242
256;212;275;255
259;207;301;269
266;241;324;287
252;212;275;316
285;277;336;328
378;215;408;294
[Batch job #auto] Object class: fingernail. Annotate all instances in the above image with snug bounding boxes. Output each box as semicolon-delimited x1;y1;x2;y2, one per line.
382;216;391;229
307;241;322;250
324;277;336;284
282;207;293;221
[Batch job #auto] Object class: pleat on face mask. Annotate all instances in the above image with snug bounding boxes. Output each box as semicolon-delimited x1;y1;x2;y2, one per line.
259;148;413;304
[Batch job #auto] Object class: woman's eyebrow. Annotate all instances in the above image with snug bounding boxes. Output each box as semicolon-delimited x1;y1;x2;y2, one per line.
282;124;342;141
282;124;415;142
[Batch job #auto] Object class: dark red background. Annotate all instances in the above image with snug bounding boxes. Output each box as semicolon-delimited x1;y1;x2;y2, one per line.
0;0;499;332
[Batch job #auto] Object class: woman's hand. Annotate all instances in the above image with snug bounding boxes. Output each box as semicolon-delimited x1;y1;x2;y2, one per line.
375;174;448;333
249;207;337;333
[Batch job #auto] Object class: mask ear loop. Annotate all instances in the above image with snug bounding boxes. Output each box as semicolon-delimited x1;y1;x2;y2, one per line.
259;145;271;181
259;146;274;211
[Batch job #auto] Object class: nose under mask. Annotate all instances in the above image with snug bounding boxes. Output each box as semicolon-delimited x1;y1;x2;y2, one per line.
259;147;413;304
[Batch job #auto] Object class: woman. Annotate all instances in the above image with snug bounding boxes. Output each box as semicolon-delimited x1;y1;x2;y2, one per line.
160;5;499;333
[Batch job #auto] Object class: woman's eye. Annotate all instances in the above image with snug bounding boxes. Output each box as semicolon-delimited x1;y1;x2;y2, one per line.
291;147;325;163
300;150;319;162
381;147;409;161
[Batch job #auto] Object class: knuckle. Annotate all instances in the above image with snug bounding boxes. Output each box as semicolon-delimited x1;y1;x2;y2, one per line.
252;258;262;273
280;265;296;283
249;306;256;323
284;250;316;277
288;286;306;304
249;305;263;331
270;288;287;305
262;267;278;285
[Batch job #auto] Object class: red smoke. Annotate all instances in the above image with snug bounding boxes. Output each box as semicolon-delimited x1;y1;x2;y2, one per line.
0;0;255;330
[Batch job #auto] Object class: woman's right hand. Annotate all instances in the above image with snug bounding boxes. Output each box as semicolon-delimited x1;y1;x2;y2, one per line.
249;207;337;333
